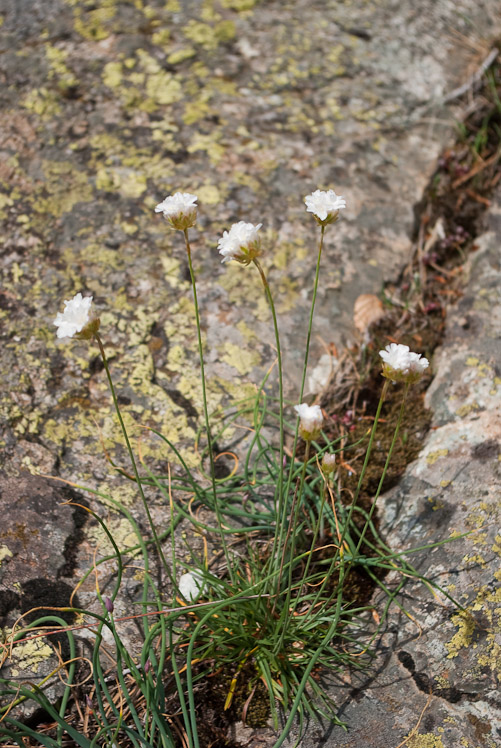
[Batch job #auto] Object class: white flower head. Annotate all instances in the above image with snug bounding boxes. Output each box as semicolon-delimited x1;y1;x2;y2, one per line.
304;189;346;225
218;221;262;265
54;293;98;340
380;343;429;383
178;571;205;602
294;402;324;440
155;192;198;231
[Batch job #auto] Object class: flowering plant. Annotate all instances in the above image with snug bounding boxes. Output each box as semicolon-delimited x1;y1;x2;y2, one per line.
304;189;346;225
217;221;262;264
54;293;98;339
155;191;198;230
5;185;464;748
380;343;429;383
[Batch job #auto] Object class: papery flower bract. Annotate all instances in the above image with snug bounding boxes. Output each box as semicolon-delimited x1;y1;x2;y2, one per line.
178;571;204;601
294;402;324;440
304;189;346;226
380;343;429;383
54;293;98;340
218;221;262;265
155;192;198;230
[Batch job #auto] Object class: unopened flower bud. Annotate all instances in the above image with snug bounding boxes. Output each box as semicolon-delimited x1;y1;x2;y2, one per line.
104;596;114;614
322;453;336;474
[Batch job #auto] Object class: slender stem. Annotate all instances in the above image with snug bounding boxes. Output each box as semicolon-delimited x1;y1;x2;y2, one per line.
252;258;285;586
274;440;311;651
183;229;234;580
274;225;325;577
299;224;325;401
289;458;328;618
334;378;389;560
94;333;172;582
355;382;410;555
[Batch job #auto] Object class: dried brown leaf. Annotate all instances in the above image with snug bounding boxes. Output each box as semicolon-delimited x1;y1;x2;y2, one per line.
353;294;384;333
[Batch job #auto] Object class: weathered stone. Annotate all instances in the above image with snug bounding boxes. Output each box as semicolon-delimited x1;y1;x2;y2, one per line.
0;473;87;718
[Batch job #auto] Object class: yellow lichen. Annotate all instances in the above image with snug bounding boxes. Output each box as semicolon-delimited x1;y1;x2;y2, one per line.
0;545;13;564
188;133;225;164
103;61;123;88
73;4;116;41
406;733;445;748
10;638;53;677
22;88;61;118
197;184;221;204
168;47;196;65
220;342;261;375
425;448;449;465
87;516;138;555
445;612;475;658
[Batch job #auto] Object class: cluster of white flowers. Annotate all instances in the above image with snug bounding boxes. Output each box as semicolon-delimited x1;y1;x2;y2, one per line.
294;402;324;440
155;192;198;231
380;343;429;383
217;221;262;265
304;189;346;225
54;293;97;340
151;188;346;267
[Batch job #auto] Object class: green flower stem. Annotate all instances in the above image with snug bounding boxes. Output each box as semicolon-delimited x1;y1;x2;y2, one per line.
299;224;325;401
273;225;325;579
94;333;171;585
334;378;390;560
354;382;410;556
183;229;234;582
252;258;285;585
289;459;329;619
274;440;311;650
306;380;390;611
